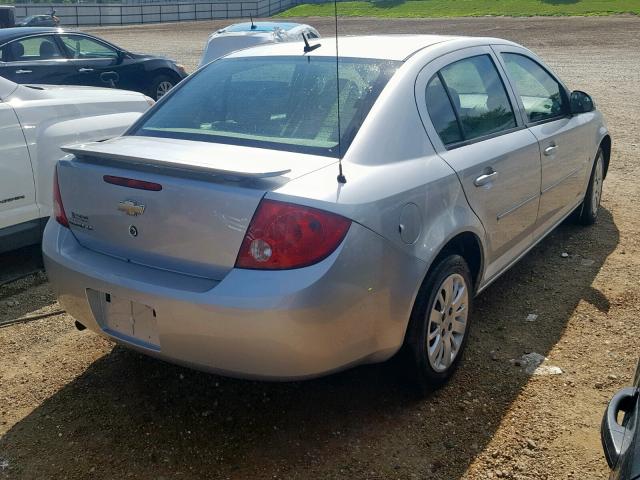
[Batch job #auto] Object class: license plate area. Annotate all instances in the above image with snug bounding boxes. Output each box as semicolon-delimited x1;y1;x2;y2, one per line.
88;289;160;350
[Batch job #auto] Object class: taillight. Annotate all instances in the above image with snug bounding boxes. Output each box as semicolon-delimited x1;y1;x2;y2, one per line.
53;165;69;228
235;199;351;270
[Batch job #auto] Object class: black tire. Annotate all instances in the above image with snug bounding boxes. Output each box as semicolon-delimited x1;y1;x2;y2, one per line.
576;148;605;225
148;74;176;101
403;254;474;394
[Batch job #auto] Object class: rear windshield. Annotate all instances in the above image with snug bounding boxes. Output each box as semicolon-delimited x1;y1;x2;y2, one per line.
131;56;400;157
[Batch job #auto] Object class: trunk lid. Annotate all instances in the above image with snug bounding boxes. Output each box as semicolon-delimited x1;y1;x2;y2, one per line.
57;136;335;280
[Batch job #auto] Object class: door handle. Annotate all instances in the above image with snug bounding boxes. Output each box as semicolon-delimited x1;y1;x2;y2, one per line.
15;69;32;74
474;170;499;187
544;145;558;156
78;68;94;73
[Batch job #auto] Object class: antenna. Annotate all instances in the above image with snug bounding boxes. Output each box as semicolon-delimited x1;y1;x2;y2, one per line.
250;15;256;29
334;0;346;184
302;33;320;53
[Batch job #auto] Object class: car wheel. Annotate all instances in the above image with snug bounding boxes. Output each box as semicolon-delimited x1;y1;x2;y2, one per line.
150;75;175;100
577;148;605;225
404;254;473;393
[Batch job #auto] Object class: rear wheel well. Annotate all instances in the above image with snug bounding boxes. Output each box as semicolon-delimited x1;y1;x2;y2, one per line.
600;135;611;178
400;231;483;370
430;232;483;292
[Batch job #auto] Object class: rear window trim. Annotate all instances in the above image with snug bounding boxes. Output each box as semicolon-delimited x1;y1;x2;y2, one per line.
138;128;343;157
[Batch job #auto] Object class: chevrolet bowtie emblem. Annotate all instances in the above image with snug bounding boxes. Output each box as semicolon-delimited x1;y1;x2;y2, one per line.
118;200;145;217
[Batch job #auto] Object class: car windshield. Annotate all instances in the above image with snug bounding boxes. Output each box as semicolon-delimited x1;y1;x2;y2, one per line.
132;56;400;157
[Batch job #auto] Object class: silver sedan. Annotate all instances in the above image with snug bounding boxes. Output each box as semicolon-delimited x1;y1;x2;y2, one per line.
43;35;610;390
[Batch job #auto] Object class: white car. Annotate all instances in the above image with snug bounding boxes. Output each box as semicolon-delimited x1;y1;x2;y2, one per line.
0;75;152;253
198;21;320;68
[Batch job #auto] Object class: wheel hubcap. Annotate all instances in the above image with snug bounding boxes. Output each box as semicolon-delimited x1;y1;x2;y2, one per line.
156;81;173;99
592;154;604;214
426;273;469;372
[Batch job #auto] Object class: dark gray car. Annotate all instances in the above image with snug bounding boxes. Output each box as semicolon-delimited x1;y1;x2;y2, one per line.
16;15;58;27
0;28;187;99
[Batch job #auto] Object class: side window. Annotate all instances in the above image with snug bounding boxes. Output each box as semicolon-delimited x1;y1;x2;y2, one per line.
502;53;566;123
426;54;517;146
306;30;319;39
425;75;463;145
5;36;63;62
60;35;119;60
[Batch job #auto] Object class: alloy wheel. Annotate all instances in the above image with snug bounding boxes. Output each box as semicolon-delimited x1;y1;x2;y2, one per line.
156;81;174;99
426;273;469;372
592;153;604;214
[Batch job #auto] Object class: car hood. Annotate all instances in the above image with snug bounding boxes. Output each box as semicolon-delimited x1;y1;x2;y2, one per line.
9;83;147;102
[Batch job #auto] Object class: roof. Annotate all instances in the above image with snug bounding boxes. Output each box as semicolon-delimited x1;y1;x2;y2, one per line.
222;22;303;33
227;34;519;61
226;34;463;61
0;27;62;44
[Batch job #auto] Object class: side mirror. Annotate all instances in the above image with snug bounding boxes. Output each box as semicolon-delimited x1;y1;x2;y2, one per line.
601;387;638;468
570;90;595;114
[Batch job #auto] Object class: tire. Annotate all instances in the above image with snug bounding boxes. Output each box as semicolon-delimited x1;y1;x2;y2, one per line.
403;254;473;394
149;74;176;101
577;148;605;225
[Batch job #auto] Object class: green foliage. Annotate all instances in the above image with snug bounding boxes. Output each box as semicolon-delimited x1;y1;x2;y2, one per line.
278;0;640;18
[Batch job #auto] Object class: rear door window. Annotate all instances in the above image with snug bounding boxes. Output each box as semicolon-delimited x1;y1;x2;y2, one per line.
501;53;567;123
4;35;64;62
426;54;517;146
425;74;463;145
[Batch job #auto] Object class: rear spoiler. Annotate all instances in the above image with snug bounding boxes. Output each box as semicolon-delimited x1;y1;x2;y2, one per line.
61;137;292;179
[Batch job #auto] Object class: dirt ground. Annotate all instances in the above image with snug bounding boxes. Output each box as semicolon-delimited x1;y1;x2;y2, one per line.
1;15;639;480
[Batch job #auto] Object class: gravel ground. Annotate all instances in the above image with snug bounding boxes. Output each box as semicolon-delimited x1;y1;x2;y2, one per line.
1;15;639;480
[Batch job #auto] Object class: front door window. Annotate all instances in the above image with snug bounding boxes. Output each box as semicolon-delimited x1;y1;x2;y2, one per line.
59;35;119;60
501;53;567;123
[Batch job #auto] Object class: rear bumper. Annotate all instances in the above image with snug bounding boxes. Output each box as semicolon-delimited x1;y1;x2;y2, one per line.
43;220;425;380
